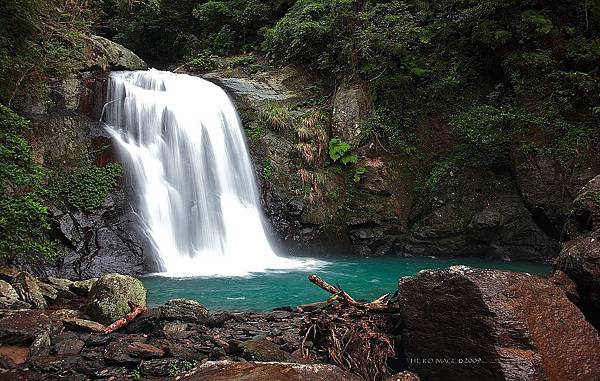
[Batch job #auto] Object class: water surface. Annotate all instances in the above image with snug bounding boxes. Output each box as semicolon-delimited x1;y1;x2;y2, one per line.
142;256;551;311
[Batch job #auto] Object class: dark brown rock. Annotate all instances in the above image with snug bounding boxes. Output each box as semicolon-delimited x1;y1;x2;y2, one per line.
160;299;209;323
0;310;52;344
104;341;140;366
179;360;364;381
139;357;178;377
54;338;85;355
126;342;164;359
555;174;600;329
62;318;105;333
27;331;51;363
385;371;421;381
398;266;600;381
237;338;303;363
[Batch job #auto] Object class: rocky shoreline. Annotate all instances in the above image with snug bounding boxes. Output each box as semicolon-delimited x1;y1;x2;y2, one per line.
1;262;599;380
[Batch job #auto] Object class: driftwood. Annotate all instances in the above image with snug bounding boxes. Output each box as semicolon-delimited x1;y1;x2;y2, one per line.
303;274;400;381
103;301;148;334
308;274;393;311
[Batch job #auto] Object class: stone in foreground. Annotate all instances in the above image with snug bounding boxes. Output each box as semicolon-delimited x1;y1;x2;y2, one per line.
85;273;146;325
179;360;364;381
398;266;600;381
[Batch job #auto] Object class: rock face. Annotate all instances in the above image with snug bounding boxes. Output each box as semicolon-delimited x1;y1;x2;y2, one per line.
179;360;364;381
332;81;370;146
397;266;600;381
555;174;600;329
90;36;147;71
201;61;596;260
53;186;147;279
8;34;150;279
85;273;147;324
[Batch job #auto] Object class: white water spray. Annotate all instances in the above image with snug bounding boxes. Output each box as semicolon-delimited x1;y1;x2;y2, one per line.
102;69;316;276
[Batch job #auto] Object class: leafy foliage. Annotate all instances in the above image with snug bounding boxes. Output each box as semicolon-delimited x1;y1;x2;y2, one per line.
328;138;358;165
0;0;96;105
0;104;60;261
47;164;122;212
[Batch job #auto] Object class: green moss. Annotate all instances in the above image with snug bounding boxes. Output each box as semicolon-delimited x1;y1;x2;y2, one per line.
47;164;122;212
261;157;273;180
0;104;60;262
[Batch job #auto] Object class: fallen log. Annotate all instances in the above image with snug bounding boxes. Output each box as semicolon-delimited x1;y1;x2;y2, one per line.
103;301;147;334
308;274;392;311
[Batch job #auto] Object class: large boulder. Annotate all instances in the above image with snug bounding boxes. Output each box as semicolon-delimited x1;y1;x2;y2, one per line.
397;266;600;381
85;273;146;324
555;174;600;329
89;35;147;71
179;360;364;381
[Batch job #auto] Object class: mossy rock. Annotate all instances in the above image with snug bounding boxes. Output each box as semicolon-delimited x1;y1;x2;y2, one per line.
85;274;146;325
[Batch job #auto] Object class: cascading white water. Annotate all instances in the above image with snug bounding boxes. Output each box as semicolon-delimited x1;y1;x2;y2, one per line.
102;69;314;276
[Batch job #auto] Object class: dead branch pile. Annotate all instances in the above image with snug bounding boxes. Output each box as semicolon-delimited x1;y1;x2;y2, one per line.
301;275;401;381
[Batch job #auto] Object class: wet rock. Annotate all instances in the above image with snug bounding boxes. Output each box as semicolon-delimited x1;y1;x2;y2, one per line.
139;357;178;377
237;338;302;363
179;360;364;381
104;341;140;366
62;318;105;333
69;278;96;296
33;354;80;373
11;272;46;309
160;299;209;323
0;310;51;344
85;333;113;347
398;266;600;381
511;151;578;237
405;167;558;260
555;174;600;329
206;311;235;328
550;270;580;304
55;338;85;355
385;372;421;381
124;308;161;334
161;321;189;339
85;273;146;325
54;188;148;279
168;345;205;362
94;366;130;378
28;331;51;363
126;342;164;359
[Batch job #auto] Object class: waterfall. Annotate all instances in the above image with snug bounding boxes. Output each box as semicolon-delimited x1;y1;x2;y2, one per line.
102;69;312;276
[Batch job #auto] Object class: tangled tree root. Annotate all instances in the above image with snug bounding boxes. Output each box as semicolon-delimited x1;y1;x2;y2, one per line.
302;275;401;381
